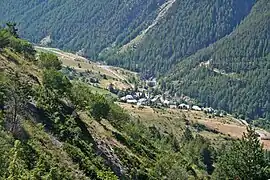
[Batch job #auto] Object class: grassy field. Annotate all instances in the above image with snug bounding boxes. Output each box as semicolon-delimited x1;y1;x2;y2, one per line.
118;102;270;149
35;46;137;90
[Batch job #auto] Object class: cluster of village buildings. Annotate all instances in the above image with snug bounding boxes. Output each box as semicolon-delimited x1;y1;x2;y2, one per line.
119;93;224;116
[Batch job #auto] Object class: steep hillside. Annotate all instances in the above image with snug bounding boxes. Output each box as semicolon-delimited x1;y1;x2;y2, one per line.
0;0;166;59
167;0;270;121
0;26;218;179
0;0;255;71
103;0;256;74
0;28;196;179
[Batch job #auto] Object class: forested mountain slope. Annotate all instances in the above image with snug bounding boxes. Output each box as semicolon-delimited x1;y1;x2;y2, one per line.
0;0;166;59
0;0;255;72
1;27;213;179
103;0;256;74
167;0;270;121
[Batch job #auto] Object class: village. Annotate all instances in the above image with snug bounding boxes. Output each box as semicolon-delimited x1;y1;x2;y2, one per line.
114;78;225;117
116;81;270;145
118;92;223;116
61;65;226;117
61;65;270;146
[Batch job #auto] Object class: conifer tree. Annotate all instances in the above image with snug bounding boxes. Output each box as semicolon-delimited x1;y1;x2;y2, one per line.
213;126;270;179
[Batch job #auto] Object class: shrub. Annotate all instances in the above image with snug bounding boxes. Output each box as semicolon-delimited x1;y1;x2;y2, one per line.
43;70;71;96
39;52;62;70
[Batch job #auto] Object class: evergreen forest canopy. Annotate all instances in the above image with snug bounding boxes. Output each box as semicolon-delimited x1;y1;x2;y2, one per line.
0;0;256;69
0;24;270;180
0;1;269;123
167;0;270;121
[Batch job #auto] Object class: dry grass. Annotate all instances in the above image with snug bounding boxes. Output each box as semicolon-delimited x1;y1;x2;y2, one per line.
118;103;270;149
35;46;135;90
0;49;42;84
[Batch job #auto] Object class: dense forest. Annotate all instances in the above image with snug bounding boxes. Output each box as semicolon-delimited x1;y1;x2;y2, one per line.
0;0;256;74
102;0;256;74
0;0;166;59
1;25;270;179
166;0;270;121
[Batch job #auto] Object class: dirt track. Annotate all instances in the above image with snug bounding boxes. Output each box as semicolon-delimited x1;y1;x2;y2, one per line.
35;46;134;89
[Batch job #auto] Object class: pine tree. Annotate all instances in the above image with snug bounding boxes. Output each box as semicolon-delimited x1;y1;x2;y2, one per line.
5;22;18;38
213;126;270;179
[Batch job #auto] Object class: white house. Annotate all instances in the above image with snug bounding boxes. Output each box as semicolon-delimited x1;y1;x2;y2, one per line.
160;96;165;104
120;97;127;102
192;105;202;111
127;99;138;104
179;104;190;109
163;100;170;106
126;95;134;100
203;107;214;113
138;98;147;103
170;105;177;109
151;95;161;103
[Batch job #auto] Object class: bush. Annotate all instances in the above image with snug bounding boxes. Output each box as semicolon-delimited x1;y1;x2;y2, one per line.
91;96;110;120
0;30;10;49
9;36;35;58
39;52;62;70
43;70;71;96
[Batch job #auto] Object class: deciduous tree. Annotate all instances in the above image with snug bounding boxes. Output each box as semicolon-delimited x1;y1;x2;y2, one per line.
39;52;62;70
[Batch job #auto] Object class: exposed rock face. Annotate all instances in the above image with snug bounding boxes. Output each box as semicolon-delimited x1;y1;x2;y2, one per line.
95;139;125;177
27;101;126;177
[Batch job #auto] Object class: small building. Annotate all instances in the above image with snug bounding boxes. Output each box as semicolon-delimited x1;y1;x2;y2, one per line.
179;104;190;109
120;97;127;102
192;105;202;111
170;105;177;109
160;96;165;104
151;95;161;103
126;95;134;100
157;103;163;107
127;99;138;104
203;107;214;113
138;98;147;105
163;100;170;106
